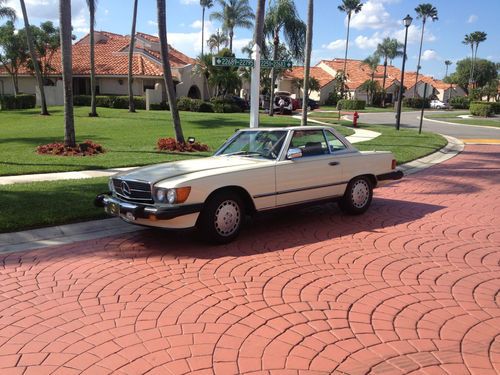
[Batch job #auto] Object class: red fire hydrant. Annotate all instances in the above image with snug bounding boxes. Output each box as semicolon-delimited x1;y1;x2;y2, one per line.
353;111;359;128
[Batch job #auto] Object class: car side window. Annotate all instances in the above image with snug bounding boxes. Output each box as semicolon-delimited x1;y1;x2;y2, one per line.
290;130;328;157
324;130;347;152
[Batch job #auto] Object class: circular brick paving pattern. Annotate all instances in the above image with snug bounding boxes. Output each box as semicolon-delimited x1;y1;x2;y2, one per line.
1;145;499;375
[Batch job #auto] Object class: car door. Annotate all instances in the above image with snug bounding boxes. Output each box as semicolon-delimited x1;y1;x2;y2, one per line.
275;129;347;207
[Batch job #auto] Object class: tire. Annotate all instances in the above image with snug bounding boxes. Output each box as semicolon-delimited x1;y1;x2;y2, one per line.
338;176;373;215
198;191;244;244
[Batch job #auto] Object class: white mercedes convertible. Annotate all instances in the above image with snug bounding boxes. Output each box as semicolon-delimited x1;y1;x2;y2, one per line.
95;126;403;243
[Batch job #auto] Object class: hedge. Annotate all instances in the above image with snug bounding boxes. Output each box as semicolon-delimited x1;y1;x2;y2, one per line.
0;94;36;110
149;101;170;111
402;97;430;109
73;95;145;109
471;101;500;115
337;99;366;110
176;97;192;111
469;102;493;117
449;96;470;109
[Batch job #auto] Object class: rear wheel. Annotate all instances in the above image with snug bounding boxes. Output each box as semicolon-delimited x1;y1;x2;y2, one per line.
198;191;244;244
338;176;373;215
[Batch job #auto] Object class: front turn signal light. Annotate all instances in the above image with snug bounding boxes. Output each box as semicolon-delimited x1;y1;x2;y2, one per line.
176;186;191;203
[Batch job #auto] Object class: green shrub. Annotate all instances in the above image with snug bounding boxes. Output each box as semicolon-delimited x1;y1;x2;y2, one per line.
189;99;213;112
337;99;366;110
0;94;36;110
470;102;493;117
149;101;170;111
449;96;470;109
110;96;145;110
212;100;242;113
73;95;92;106
325;91;340;106
198;102;214;113
488;101;500;114
95;96;113;107
402;97;430;109
73;95;145;109
177;96;192;111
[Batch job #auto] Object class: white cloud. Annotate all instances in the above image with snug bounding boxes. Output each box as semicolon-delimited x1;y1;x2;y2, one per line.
421;49;439;61
148;20;158;27
467;14;478;23
322;39;346;51
349;0;396;30
354;34;382;49
394;24;436;45
180;0;198;4
190;20;212;30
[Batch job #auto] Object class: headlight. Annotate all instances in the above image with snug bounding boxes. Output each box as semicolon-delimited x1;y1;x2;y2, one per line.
108;179;114;192
155;187;191;204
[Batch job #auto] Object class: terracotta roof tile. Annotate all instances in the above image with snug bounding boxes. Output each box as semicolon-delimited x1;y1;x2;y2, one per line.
283;66;334;88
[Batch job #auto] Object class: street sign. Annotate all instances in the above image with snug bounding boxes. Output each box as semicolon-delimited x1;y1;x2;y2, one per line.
212;57;254;67
212;57;293;69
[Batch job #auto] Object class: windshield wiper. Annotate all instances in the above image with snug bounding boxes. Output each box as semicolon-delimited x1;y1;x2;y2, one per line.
224;151;263;157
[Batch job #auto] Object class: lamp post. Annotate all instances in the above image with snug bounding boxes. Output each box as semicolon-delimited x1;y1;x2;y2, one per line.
395;14;412;131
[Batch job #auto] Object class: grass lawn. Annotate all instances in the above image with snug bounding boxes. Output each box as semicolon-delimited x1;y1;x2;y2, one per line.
425;112;500;127
318;106;415;113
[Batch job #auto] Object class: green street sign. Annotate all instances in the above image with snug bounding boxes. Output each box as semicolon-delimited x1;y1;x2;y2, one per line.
212;57;293;69
212;57;255;67
260;59;293;69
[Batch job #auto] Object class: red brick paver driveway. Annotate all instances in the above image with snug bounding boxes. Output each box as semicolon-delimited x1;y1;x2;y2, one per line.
1;145;499;375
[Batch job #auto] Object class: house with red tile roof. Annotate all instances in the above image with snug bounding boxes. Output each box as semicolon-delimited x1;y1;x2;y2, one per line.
278;58;466;105
0;31;206;102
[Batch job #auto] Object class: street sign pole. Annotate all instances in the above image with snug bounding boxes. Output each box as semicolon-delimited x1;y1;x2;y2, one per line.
250;45;260;128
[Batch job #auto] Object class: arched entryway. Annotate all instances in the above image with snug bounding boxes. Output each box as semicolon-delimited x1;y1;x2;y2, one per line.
187;85;201;99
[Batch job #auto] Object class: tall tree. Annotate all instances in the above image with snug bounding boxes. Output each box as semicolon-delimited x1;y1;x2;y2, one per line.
128;0;138;112
470;31;487;88
0;21;27;95
19;0;49;115
462;33;474;85
413;3;438;96
264;0;306;116
0;0;15;21
361;54;380;105
301;0;313;126
338;0;363;98
86;0;98;117
209;0;254;53
157;0;184;143
200;0;214;56
59;0;76;147
376;37;404;106
444;60;452;78
207;29;228;53
449;58;497;91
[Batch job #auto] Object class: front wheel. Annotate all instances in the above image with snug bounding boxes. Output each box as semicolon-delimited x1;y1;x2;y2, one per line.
338;177;373;215
198;191;244;244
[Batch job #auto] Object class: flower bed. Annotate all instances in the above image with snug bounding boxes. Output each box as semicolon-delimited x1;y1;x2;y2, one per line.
157;137;209;152
36;140;105;156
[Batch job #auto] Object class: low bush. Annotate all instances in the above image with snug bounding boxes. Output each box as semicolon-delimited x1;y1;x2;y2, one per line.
337;99;366;110
0;94;36;110
73;95;145;109
111;96;146;110
157;137;210;152
469;102;493;117
449;96;470;109
189;99;213;112
487;101;500;114
402;97;430;109
177;96;193;111
149;101;170;111
73;95;92;106
325;91;340;106
36;140;105;156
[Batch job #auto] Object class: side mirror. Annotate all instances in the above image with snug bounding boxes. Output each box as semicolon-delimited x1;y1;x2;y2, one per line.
287;148;302;160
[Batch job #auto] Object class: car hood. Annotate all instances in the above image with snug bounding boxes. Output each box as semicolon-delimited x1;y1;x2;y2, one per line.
115;156;269;184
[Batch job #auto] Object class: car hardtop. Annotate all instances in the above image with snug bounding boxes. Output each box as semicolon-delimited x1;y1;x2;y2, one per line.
238;125;335;132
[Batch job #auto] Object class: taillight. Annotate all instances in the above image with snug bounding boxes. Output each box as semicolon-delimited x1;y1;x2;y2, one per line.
391;159;397;169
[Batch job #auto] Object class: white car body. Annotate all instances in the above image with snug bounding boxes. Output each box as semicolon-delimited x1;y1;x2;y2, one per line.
430;100;449;109
96;126;403;243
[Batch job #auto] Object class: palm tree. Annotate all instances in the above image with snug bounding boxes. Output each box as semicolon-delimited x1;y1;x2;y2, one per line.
200;0;214;56
19;0;49;115
207;29;228;53
470;31;487;88
59;0;76;147
361;54;380;105
128;0;139;112
376;37;404;106
444;60;452;78
413;3;438;96
264;0;306;116
338;0;363;98
0;0;15;21
462;33;474;86
210;0;254;53
301;0;313;126
157;0;184;143
86;0;98;117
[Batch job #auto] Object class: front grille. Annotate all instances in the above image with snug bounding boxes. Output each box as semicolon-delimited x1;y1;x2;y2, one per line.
113;178;153;203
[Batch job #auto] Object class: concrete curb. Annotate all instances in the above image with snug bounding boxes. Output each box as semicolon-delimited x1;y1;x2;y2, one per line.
422;116;500;131
0;133;465;254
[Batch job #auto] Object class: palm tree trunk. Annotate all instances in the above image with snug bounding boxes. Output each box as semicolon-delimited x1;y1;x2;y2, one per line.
414;18;426;97
381;58;387;107
341;13;351;98
128;0;138;112
157;0;184;143
268;29;279;117
201;6;205;56
472;43;480;89
20;0;49;115
89;2;98;117
59;0;76;147
301;0;313;126
229;29;234;52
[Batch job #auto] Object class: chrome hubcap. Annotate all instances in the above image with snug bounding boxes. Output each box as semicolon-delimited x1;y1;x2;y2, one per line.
351;180;370;208
214;200;241;237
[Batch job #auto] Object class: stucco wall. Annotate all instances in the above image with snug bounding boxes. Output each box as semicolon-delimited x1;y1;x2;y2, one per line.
99;77;144;96
174;65;206;100
0;76;36;95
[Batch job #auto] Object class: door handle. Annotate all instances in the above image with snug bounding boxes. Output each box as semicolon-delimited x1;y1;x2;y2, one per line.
329;161;339;166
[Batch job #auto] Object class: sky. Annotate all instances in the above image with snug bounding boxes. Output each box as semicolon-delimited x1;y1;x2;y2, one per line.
4;0;500;80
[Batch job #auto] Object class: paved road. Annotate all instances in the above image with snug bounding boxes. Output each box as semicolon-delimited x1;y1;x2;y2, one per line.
1;145;499;374
356;111;500;140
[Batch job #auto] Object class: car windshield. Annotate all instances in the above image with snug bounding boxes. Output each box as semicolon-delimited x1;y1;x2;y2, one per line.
217;130;288;160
